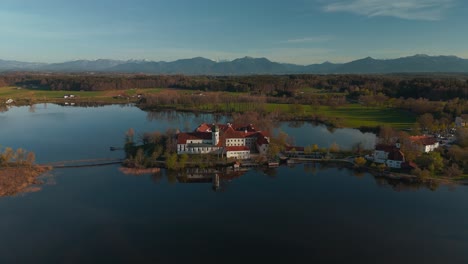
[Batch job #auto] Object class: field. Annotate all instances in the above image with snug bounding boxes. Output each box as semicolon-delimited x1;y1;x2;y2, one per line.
265;104;416;129
1;86;416;129
0;87;165;104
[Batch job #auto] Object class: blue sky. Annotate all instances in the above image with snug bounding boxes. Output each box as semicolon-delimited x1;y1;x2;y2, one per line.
1;0;467;64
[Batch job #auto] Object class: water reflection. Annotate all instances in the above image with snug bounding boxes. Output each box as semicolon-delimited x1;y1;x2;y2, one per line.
373;176;442;192
114;164;455;193
173;168;247;192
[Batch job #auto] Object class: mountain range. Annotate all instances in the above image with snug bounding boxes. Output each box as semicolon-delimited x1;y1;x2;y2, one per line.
2;54;468;75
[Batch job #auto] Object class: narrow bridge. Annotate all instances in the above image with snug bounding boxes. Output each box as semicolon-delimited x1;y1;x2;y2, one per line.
42;158;124;169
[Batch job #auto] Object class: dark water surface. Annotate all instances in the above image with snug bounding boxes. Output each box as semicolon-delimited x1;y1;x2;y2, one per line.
0;104;467;264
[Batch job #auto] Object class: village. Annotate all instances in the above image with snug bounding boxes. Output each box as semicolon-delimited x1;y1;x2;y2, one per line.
170;119;467;181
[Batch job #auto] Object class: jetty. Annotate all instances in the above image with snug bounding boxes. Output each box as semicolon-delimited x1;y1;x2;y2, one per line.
43;158;124;169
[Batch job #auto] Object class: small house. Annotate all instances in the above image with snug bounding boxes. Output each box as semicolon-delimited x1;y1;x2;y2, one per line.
369;141;405;169
455;116;467;127
409;135;439;153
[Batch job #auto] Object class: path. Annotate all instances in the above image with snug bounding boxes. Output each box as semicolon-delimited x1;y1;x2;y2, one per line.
42;158;124;169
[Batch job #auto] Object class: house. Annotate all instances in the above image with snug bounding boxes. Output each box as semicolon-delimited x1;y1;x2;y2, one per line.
177;123;270;160
455;115;467;127
5;99;14;104
285;146;305;156
409;135;439;153
368;141;405;169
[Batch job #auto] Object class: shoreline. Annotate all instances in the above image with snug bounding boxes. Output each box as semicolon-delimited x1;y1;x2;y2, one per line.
0;165;52;197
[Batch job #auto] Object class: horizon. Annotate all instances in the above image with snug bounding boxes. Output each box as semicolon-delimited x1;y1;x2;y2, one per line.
2;53;468;66
1;0;467;64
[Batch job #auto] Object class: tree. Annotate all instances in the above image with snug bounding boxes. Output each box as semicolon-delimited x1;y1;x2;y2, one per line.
134;148;145;168
304;145;312;155
456;128;468;148
15;148;26;165
2;147;14;167
312;144;319;152
267;143;281;159
444;164;463;178
178;154;189;169
377;163;387;172
418;113;434;132
165;153;178;170
354;157;367;167
379;126;396;144
26;152;36;167
352;142;363;155
329;142;340;153
126;128;135;144
415;151;444;175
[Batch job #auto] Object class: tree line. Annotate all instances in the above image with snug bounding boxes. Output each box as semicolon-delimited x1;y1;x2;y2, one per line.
0;147;36;168
2;73;468;100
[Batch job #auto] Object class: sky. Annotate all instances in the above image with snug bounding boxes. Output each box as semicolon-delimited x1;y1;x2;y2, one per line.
1;0;467;64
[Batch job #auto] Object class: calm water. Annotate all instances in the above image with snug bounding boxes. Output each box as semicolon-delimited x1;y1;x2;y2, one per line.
0;104;467;264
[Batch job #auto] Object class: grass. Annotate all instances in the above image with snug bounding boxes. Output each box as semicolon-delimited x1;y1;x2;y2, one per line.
149;101;416;129
1;86;416;129
265;104;416;129
0;86;167;104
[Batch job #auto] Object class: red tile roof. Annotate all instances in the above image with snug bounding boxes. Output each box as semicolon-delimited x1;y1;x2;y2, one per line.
180;123;270;147
375;144;405;161
409;136;438;146
375;144;397;152
285;146;305;152
388;149;405;161
195;123;213;132
196;123;260;134
177;132;212;144
402;161;418;169
257;134;269;146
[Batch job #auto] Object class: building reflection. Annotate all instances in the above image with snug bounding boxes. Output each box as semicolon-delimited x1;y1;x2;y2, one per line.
174;168;247;192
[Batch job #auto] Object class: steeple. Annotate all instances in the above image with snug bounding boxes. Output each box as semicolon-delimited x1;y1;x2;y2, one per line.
395;139;401;149
212;124;219;146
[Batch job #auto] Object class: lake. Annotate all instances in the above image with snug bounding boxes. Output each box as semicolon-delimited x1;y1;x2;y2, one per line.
0;104;467;264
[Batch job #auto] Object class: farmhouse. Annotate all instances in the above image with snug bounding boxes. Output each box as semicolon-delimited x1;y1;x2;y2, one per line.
455;116;467;127
368;141;405;169
177;123;270;159
409;135;439;153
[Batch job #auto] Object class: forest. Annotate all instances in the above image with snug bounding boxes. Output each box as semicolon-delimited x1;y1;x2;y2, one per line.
1;73;467;101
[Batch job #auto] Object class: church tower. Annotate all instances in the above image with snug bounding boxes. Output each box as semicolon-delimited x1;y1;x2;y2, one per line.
212;125;219;146
395;139;401;149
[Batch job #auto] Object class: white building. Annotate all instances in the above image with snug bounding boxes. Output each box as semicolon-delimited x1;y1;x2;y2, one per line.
409;135;440;153
369;141;405;169
455;116;467;127
177;123;269;160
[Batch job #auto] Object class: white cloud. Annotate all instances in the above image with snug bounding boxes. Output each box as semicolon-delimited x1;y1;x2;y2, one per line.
321;0;456;20
283;36;334;43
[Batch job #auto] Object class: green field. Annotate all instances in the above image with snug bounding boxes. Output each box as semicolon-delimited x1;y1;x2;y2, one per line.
1;86;416;129
264;104;416;129
0;87;167;104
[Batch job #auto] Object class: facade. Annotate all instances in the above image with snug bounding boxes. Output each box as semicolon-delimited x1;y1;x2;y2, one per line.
177;123;269;159
455;116;467;127
369;142;405;169
409;135;440;153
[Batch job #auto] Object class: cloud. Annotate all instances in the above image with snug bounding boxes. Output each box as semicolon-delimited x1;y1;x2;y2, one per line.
321;0;456;20
283;36;334;44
